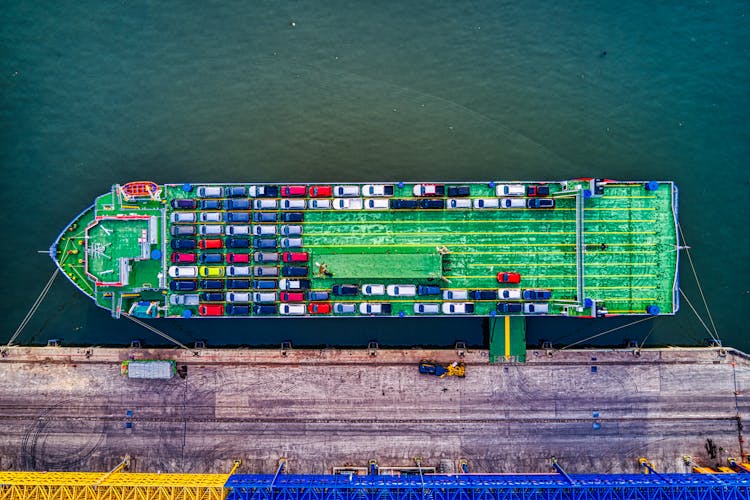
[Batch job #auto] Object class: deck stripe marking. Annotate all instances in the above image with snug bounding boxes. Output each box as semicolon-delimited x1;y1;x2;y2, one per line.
504;316;511;359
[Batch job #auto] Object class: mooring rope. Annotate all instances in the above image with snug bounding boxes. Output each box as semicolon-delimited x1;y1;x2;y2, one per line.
679;288;720;343
678;223;719;339
4;268;59;348
123;313;197;354
558;316;657;351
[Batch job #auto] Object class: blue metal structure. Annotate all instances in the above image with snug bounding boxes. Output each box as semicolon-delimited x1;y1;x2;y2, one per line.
225;473;750;500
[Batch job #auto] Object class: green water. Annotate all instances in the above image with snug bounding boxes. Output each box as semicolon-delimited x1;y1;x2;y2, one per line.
1;1;748;350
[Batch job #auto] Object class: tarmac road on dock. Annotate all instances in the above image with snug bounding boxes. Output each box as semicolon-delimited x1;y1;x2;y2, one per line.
0;347;747;474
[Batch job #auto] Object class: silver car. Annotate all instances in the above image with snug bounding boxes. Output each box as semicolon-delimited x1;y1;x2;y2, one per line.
199;225;223;235
169;294;199;306
225;292;251;303
282;199;306;210
253;225;277;236
442;289;469;300
197;186;222;198
254;266;279;277
254;199;278;210
253;292;277;303
413;303;440;314
334;303;356;314
170;212;196;223
523;303;549;314
227;225;251;235
281;238;303;248
280;225;303;236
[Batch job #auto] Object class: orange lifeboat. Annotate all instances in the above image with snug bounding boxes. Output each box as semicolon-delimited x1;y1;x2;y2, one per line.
120;181;160;200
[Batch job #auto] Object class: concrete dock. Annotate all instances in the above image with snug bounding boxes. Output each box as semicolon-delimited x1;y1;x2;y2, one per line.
0;345;747;474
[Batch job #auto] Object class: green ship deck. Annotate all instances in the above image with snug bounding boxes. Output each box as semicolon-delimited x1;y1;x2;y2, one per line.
51;179;679;362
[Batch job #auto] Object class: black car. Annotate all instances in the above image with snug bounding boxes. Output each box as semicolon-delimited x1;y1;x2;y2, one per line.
281;212;304;223
171;198;197;209
470;290;498;300
170;239;196;250
447;186;471;197
332;284;358;295
199;292;224;302
390;199;419;209
253;304;277;315
226;279;251;289
169;280;197;291
419;199;445;209
199;280;224;290
281;266;308;277
256;186;279;198
497;302;523;313
227;238;251;249
226;305;250;315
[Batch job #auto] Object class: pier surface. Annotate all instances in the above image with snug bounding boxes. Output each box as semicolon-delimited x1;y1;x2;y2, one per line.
0;346;747;474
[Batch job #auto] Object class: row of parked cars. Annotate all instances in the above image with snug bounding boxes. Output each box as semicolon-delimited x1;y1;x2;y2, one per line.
171;251;307;264
169;277;312;292
190;301;549;316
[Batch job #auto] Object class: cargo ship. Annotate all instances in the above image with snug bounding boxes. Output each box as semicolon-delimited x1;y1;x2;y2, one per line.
50;179;679;320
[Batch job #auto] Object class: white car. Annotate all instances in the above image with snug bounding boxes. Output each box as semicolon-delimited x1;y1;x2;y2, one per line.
500;198;526;208
333;185;360;197
496;184;525;196
253;292;278;303
524;303;549;314
226;266;251;276
473;198;500;209
309;199;331;209
412;184;440;196
168;266;198;278
442;289;468;300
280;303;306;315
226;225;250;236
281;238;303;248
199;224;223;235
170;212;196;223
169;294;199;306
359;303;390;315
441;302;475;315
254;199;277;210
279;279;307;290
447;199;471;209
253;225;277;235
386;284;416;297
333;198;364;210
413;303;440;314
364;198;389;210
280;225;302;236
361;184;393;196
362;284;385;296
225;292;251;303
498;288;522;300
199;212;223;222
197;186;222;198
281;199;306;210
247;185;276;197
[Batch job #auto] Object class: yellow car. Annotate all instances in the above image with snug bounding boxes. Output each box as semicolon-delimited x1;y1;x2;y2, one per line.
199;266;225;277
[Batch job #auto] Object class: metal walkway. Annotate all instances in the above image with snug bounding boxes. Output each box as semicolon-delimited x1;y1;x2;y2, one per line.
225;473;750;500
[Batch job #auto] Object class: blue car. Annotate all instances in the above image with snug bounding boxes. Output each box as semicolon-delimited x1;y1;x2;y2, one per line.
226;304;250;315
332;284;358;295
253;304;277;315
199;280;224;290
522;289;552;300
254;238;277;249
526;198;555;209
390;199;419;209
497;302;523;313
253;212;278;223
200;292;224;302
170;239;196;250
171;199;197;209
419;199;445;209
281;266;308;277
226;212;250;223
199;253;223;264
281;212;304;223
225;186;247;197
253;280;278;290
200;200;222;210
226;199;250;210
417;285;441;296
170;280;197;291
226;279;251;289
308;291;329;301
227;238;251;249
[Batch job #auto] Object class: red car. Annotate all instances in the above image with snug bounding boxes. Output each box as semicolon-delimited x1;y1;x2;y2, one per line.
198;304;224;316
171;252;196;263
199;239;223;249
282;251;309;263
308;302;331;314
280;292;304;302
497;272;521;284
308;185;332;197
281;185;307;197
226;253;250;263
